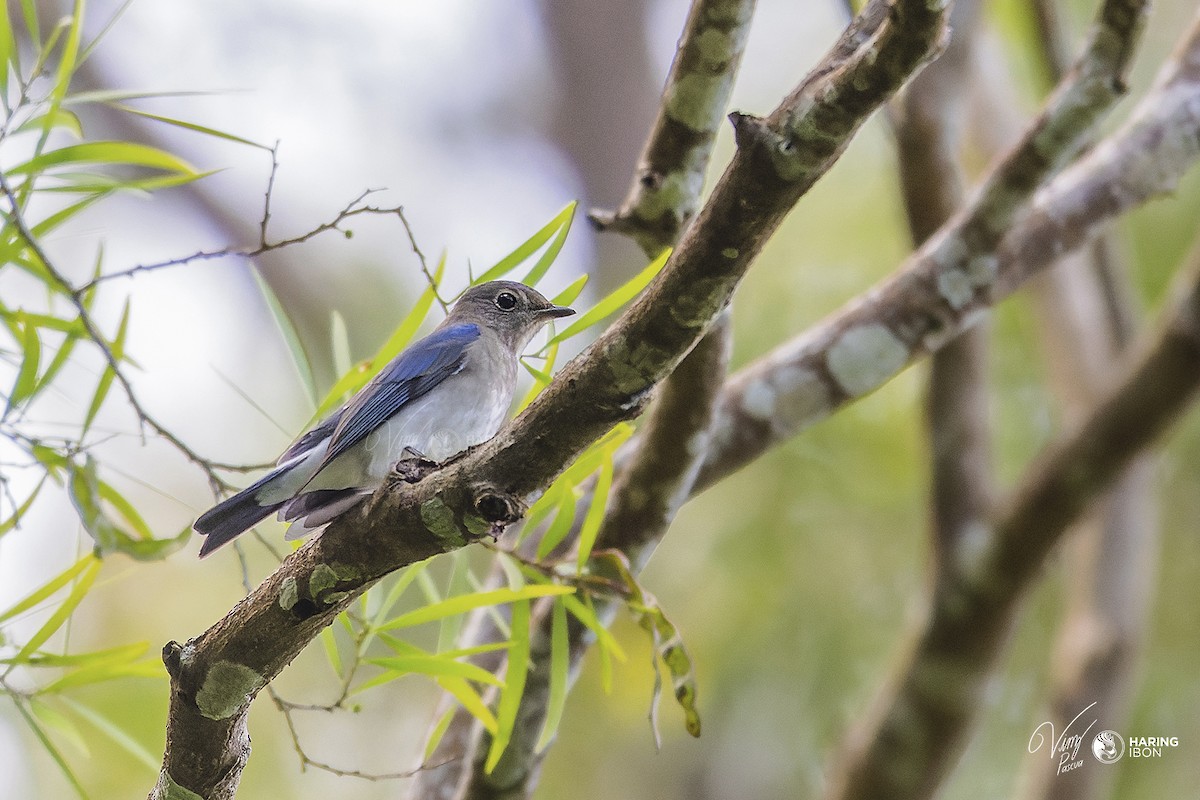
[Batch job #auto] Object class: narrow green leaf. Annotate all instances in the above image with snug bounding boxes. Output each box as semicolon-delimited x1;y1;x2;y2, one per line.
81;300;130;437
379;585;573;631
424;708;456;762
576;457;615;572
535;491;578;560
330;310;352;379
7;141;198;177
475;202;576;284
551;274;589;307
252;268;316;408
11;558;102;666
8;315;42;407
521;203;575;285
49;0;85;111
95;478;152;540
319;626;342;681
18;0;38;45
314;254;447;418
535;598;570;752
0;554;95;624
0;476;44;539
110;105;268;149
2;641;146;667
58;697;159;772
13;698;90;799
30;698;88;756
372;252;446;364
40;658;163;694
31;195;107;237
366;656;502;687
560;593;627;664
0;0;18;95
16;109;84;138
543;247;670;348
436;676;497;734
485;598;530;773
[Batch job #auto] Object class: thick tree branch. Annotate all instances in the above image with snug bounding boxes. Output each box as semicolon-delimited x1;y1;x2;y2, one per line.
153;1;950;797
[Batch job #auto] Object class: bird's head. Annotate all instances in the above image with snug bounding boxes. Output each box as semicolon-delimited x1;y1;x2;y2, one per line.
448;280;575;351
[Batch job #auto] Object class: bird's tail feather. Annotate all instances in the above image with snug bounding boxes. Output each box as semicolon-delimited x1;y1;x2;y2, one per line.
195;468;288;557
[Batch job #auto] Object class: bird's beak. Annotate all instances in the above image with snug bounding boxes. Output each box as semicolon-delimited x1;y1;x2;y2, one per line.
539;304;576;319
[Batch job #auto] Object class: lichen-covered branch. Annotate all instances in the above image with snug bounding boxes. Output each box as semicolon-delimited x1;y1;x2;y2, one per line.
152;2;950;797
588;0;756;256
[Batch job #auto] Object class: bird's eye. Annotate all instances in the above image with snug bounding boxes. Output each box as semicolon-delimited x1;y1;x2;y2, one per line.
495;291;518;311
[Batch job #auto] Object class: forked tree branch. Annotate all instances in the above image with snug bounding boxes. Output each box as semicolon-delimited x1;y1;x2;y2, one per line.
152;1;950;797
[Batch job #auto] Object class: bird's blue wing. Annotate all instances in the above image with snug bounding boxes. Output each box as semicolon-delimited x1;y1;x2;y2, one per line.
315;323;481;469
277;407;344;465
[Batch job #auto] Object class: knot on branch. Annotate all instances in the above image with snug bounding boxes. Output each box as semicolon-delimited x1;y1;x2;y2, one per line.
473;485;525;528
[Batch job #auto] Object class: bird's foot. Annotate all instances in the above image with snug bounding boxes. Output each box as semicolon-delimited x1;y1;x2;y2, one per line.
391;450;441;484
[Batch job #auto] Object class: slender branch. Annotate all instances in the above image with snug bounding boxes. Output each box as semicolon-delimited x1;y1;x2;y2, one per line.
152;2;950;796
588;0;757;255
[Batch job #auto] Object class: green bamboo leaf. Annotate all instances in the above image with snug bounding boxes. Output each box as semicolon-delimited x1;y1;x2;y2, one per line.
0;554;95;624
521;203;575;285
365;656;502;687
576;457;615;572
81;300;130;436
8;315;42;408
319;626;343;680
2;641;147;667
373;252;446;364
543;247;670;348
330;309;352;378
95;478;152;540
30;698;88;756
59;697;159;772
252;268;317;408
37;170;212;194
40;658;163;694
560;593;627;665
31;195;107;237
16;109;83;138
8;141;198;177
551;274;589;307
18;0;38;46
11;557;102;665
0;476;44;540
63;89;217;106
49;0;84;111
380;585;573;631
110;105;268;149
436;676;497;734
535;598;570;753
535;490;578;560
485;598;530;773
0;1;18;95
13;698;90;799
424;708;456;762
475;202;576;285
314;255;447;418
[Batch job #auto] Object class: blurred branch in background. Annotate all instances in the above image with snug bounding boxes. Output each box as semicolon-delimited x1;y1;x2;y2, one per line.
1016;1;1157;798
